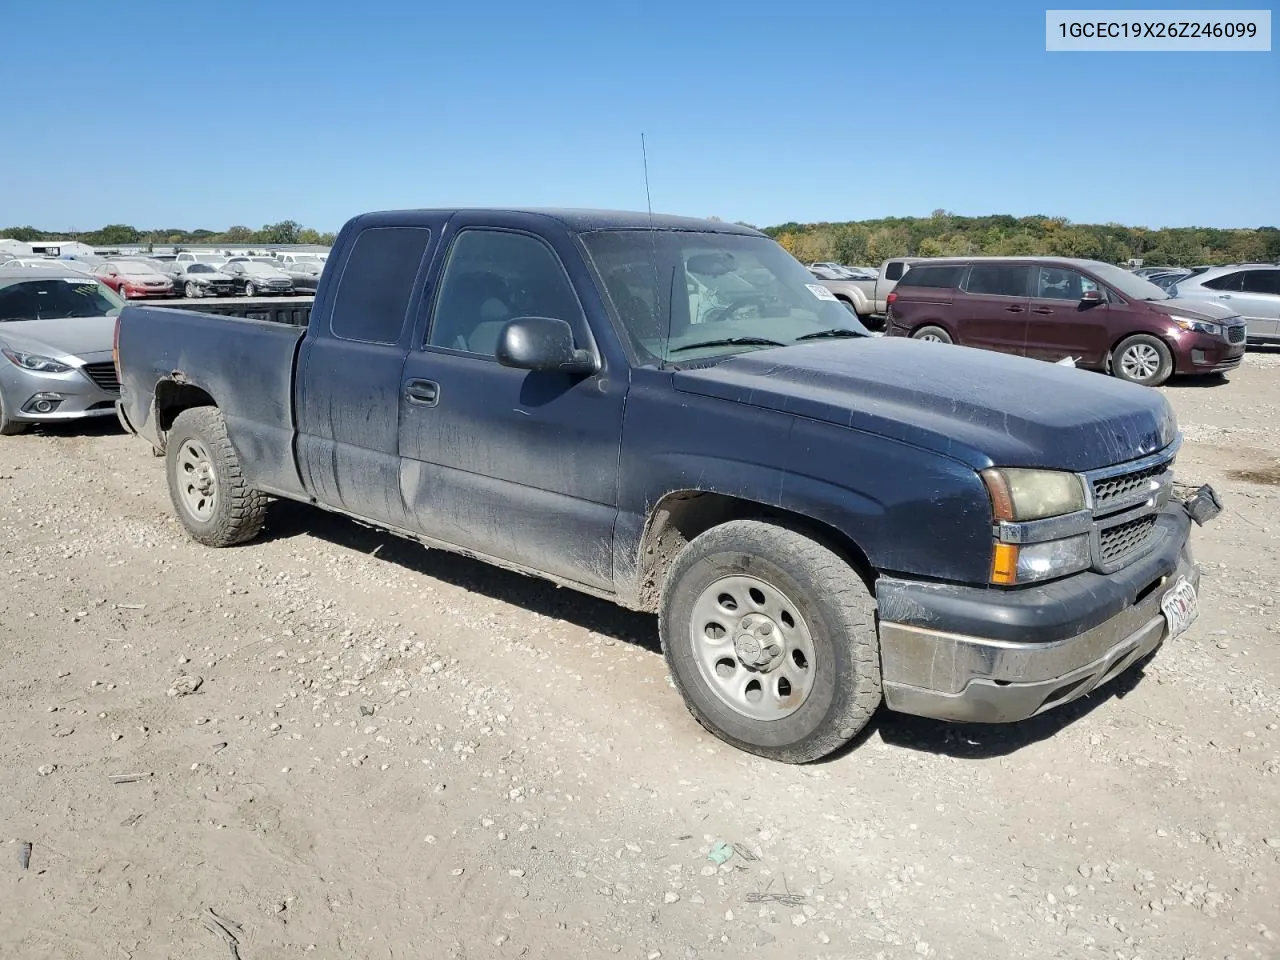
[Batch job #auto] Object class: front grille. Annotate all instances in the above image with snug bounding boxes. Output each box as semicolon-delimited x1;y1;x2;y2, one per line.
1091;461;1169;512
1099;515;1158;566
81;362;120;393
1227;325;1245;344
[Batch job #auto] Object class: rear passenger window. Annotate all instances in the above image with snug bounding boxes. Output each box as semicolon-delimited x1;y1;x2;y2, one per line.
1240;270;1280;295
964;264;1032;297
903;265;964;288
330;227;432;344
884;261;906;281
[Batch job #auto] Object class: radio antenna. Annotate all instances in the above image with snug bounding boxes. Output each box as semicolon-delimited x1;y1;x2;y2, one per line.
641;133;674;364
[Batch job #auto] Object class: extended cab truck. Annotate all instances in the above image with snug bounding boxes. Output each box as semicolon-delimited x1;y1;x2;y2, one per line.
813;257;922;323
114;209;1221;763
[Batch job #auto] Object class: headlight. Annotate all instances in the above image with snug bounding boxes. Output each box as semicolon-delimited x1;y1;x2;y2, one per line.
983;468;1091;585
991;535;1092;585
2;348;72;373
981;468;1086;521
1171;315;1222;336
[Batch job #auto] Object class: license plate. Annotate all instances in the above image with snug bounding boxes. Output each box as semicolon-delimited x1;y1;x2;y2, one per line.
1160;576;1199;640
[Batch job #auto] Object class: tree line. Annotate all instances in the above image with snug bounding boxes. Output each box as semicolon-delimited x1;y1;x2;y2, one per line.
0;221;336;248
759;210;1280;267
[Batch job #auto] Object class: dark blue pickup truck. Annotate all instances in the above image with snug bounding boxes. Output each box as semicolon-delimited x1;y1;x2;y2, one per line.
114;209;1220;762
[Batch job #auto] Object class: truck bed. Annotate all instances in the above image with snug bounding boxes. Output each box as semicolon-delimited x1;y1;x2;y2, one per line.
115;300;310;498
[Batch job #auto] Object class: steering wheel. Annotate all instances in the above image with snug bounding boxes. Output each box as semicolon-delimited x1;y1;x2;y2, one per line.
705;294;768;324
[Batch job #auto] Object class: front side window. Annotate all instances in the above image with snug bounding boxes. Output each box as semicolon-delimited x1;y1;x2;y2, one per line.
581;230;870;364
428;229;585;358
1035;266;1098;301
964;264;1032;297
1202;271;1245;292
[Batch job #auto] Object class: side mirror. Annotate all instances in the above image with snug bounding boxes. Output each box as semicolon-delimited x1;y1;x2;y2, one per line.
496;316;597;375
1080;289;1105;303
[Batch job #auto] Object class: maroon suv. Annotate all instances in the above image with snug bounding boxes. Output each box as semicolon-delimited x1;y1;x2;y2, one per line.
885;257;1246;386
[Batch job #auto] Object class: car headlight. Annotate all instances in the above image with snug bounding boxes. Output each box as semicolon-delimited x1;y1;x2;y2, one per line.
2;348;72;374
982;468;1091;585
1171;315;1222;336
982;468;1086;521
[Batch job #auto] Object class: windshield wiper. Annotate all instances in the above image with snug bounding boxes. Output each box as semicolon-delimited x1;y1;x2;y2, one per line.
794;328;865;341
668;336;786;354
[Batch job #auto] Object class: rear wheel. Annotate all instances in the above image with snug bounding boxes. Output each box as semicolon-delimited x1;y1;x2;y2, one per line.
1113;334;1173;386
659;520;881;763
912;325;952;344
165;407;267;546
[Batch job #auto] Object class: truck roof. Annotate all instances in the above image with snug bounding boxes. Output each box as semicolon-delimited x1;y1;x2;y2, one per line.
348;208;763;236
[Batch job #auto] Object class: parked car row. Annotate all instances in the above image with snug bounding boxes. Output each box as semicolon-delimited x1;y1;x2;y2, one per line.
884;256;1249;386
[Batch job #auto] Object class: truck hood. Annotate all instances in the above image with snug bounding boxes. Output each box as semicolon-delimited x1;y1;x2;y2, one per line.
671;338;1177;472
0;316;117;361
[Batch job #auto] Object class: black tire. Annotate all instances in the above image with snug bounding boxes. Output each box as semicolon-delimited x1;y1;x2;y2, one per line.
165;407;267;546
659;519;881;763
912;325;952;344
0;391;30;435
1112;334;1173;386
244;282;256;297
185;282;198;299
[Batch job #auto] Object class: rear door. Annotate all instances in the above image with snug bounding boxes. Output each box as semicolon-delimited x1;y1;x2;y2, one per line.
294;220;440;528
955;263;1033;354
1236;269;1280;338
1024;265;1110;365
397;218;624;591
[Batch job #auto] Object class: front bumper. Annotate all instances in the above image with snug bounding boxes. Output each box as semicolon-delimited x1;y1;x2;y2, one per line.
0;361;120;424
1173;331;1244;374
122;287;174;299
876;497;1207;723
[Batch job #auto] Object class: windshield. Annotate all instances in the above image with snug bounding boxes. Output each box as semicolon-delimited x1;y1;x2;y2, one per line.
244;262;282;276
188;263;216;274
0;278;123;321
113;260;162;275
1086;261;1172;300
582;231;870;364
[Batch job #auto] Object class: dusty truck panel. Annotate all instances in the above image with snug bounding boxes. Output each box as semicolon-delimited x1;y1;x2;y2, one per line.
114;207;1220;764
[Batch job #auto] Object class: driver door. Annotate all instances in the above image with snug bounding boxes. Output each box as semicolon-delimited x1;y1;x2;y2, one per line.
1024;266;1111;366
397;224;625;591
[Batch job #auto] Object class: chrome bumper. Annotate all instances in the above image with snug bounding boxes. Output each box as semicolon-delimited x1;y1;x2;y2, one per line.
879;546;1198;723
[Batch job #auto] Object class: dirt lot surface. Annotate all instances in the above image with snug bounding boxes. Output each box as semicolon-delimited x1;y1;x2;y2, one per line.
2;353;1279;960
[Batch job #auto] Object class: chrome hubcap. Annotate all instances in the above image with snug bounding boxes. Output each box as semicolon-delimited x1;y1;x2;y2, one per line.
920;333;943;342
177;439;217;521
1121;344;1160;379
689;575;816;721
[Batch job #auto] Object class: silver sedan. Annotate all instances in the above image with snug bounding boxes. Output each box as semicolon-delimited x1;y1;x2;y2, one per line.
0;268;124;435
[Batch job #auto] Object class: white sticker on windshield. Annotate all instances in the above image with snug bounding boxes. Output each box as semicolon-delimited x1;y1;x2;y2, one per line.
806;283;838;301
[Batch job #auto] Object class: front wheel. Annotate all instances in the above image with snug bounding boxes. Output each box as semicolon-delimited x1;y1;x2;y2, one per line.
0;390;30;436
185;282;198;298
912;325;952;344
165;407;267;546
659;520;881;763
1112;334;1173;386
243;282;256;297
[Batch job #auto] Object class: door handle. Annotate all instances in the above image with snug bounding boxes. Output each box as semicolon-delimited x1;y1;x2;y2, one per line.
1005;306;1025;313
404;378;439;406
1217;294;1233;300
1031;307;1053;314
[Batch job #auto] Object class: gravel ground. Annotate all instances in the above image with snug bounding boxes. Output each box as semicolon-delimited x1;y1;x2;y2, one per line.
1;351;1278;960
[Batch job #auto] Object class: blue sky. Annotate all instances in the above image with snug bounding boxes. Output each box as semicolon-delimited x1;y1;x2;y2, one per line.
0;0;1275;232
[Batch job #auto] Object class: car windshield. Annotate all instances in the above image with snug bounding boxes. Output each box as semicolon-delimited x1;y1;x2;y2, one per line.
114;260;162;275
1086;261;1172;300
581;230;870;363
188;264;216;274
244;263;281;276
0;277;123;321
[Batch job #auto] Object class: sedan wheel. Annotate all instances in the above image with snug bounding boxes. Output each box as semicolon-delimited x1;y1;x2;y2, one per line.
244;282;256;297
185;282;199;299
